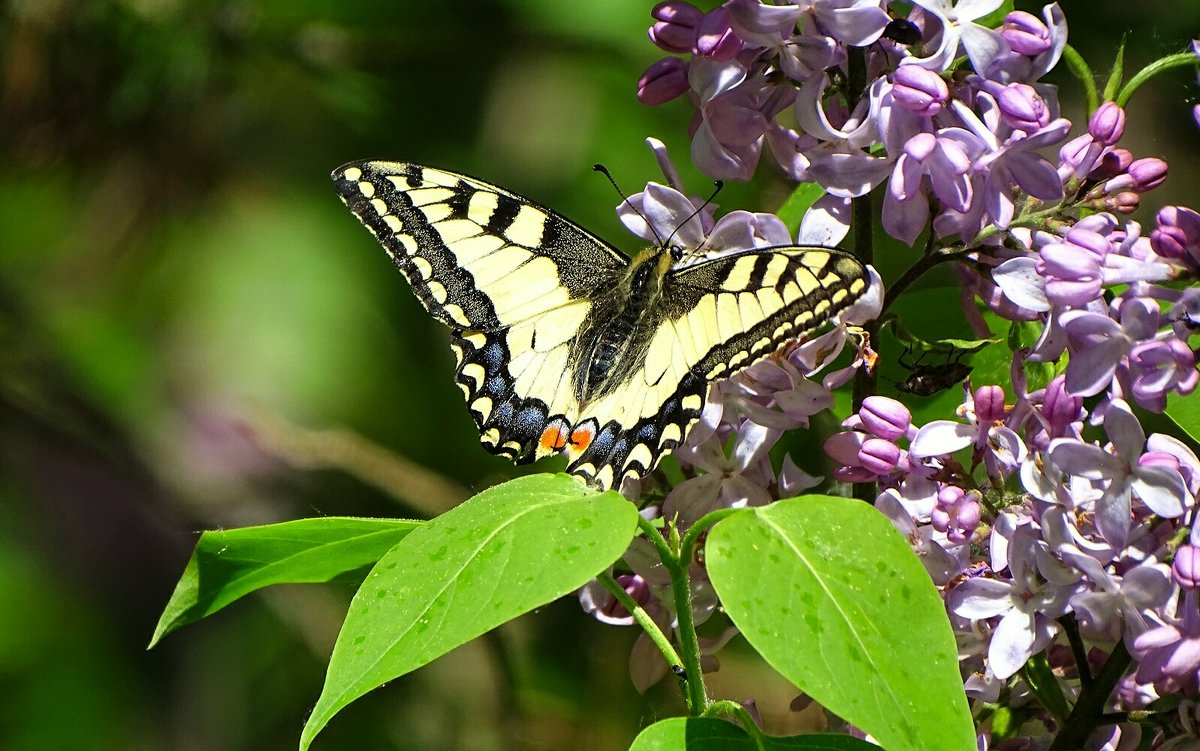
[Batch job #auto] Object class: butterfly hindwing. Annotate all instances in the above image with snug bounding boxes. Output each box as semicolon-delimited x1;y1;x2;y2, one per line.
334;160;870;491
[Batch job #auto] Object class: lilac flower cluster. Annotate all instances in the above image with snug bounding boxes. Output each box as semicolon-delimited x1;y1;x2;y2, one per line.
584;1;1200;745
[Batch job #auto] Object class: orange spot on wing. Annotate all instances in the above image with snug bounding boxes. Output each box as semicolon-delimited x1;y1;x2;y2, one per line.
540;422;569;453
569;423;595;452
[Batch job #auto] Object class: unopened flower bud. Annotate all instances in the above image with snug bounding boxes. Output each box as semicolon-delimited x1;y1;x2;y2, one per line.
1063;227;1111;259
973;385;1006;423
1001;11;1052;56
1127;158;1168;193
1042;376;1082;435
858;438;901;475
1139;451;1182;474
649;1;702;54
1088;102;1126;146
1151;206;1200;262
860;396;912;441
637;57;689;105
693;7;741;61
997;83;1050;132
937;484;965;509
1088;148;1132;182
1103;191;1139;215
1173;545;1200;590
824;430;866;466
955;496;982;531
892;65;949;117
930;507;951;533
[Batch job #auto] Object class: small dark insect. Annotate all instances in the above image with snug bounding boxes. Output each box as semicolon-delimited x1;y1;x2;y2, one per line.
671;665;688;681
882;18;922;45
895;347;972;397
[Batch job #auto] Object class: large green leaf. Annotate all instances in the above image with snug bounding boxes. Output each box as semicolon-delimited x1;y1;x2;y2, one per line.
706;496;974;751
300;473;639;750
150;516;420;647
630;717;877;751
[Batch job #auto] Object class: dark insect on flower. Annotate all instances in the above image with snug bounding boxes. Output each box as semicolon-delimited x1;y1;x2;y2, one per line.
895;347;973;397
882;18;922;45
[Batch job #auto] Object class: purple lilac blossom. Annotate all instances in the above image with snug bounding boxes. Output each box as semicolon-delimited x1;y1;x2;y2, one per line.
621;2;1200;743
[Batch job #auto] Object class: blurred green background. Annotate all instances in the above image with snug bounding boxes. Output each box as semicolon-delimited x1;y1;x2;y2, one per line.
1;1;1197;749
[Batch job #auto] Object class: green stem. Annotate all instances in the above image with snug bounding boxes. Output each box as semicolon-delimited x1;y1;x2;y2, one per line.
679;507;740;565
1061;44;1099;113
1116;51;1200;108
1046;641;1132;751
636;514;709;713
637;514;676;566
703;700;768;748
596;571;683;672
973;203;1065;245
665;551;709;713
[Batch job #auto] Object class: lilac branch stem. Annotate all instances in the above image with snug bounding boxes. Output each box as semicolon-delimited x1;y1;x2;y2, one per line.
1046;640;1131;751
635;514;710;713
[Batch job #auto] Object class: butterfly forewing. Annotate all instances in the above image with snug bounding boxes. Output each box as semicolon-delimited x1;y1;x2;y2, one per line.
333;161;869;491
661;248;870;380
333;161;627;331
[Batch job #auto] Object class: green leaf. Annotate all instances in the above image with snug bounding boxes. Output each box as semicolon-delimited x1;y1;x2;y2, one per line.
150;516;420;647
629;718;878;751
776;182;827;235
1167;390;1200;445
300;474;638;750
1117;50;1200;108
706;496;974;751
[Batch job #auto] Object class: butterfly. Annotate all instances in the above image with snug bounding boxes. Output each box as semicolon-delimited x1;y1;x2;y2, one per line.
333;161;869;491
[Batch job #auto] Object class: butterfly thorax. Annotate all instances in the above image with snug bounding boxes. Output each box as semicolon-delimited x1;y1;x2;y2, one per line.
571;247;673;404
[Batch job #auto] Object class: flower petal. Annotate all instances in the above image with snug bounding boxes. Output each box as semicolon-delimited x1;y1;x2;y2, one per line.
947;578;1014;620
993;257;1051;312
910;420;975;459
1132;464;1188;519
988;608;1039;679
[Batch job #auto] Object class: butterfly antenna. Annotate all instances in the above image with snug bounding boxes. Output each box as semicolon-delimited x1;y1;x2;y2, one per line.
662;180;723;253
593;163;664;247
